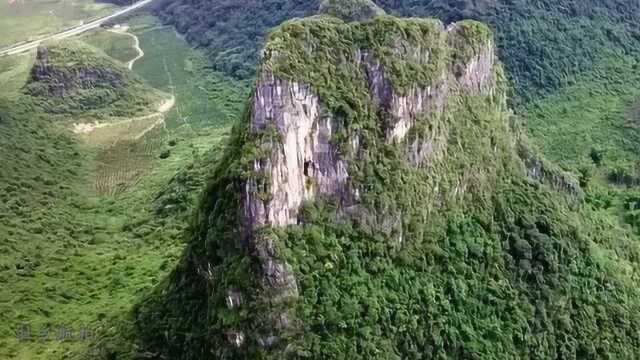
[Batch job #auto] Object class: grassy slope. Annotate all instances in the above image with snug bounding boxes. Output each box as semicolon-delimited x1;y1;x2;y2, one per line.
0;53;35;98
0;14;248;360
525;55;640;168
82;30;139;65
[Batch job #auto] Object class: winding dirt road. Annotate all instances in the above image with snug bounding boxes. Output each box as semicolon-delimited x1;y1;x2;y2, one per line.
0;0;154;57
107;27;144;70
72;95;175;136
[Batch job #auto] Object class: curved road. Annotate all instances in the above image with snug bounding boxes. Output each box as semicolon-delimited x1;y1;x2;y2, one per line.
0;0;154;57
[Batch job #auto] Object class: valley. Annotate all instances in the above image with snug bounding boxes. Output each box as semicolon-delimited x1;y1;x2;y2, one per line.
0;11;246;359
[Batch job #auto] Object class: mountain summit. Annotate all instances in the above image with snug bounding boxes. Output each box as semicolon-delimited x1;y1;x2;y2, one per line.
116;12;640;360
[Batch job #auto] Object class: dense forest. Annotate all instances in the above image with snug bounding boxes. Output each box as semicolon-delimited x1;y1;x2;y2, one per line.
151;0;640;103
151;0;317;78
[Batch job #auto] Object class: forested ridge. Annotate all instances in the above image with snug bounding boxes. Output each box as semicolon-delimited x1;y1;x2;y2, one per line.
151;0;640;103
152;0;317;78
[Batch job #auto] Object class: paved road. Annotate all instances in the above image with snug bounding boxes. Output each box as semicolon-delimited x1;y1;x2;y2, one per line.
0;0;154;57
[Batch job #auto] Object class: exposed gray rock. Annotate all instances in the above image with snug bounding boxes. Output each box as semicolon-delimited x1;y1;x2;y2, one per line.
225;290;243;309
244;72;351;230
226;330;245;348
29;46;123;98
447;23;496;93
517;142;585;205
240;71;356;347
359;26;496;166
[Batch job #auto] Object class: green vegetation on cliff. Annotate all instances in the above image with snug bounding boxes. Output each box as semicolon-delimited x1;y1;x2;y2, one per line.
104;14;640;359
318;0;385;21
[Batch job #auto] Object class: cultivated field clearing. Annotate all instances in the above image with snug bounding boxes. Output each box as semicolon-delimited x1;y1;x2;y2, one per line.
0;12;248;359
92;122;165;196
75;96;174;196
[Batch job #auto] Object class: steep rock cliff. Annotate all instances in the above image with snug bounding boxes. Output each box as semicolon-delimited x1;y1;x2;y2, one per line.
122;12;640;360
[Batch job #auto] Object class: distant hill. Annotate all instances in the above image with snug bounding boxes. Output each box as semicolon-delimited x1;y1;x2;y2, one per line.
25;40;162;118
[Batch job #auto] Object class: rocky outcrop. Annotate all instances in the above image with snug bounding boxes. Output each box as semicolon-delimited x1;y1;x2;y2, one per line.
235;18;499;348
447;22;496;93
360;50;449;142
240;71;354;347
242;73;352;231
24;41;157;117
28;45;124;98
360;22;496;167
517;141;585;205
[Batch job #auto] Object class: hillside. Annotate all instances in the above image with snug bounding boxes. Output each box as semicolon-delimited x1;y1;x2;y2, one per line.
0;20;247;359
25;40;163;118
96;12;640;359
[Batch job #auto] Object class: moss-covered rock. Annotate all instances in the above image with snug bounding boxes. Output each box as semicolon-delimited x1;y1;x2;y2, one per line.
318;0;385;22
24;40;162;118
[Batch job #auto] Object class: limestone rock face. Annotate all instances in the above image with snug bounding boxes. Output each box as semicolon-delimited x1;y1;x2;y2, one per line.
447;23;496;93
360;22;497;166
243;72;351;230
244;22;498;236
240;71;353;347
235;19;501;348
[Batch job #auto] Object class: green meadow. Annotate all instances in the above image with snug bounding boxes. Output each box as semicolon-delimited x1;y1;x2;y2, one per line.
82;29;138;64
